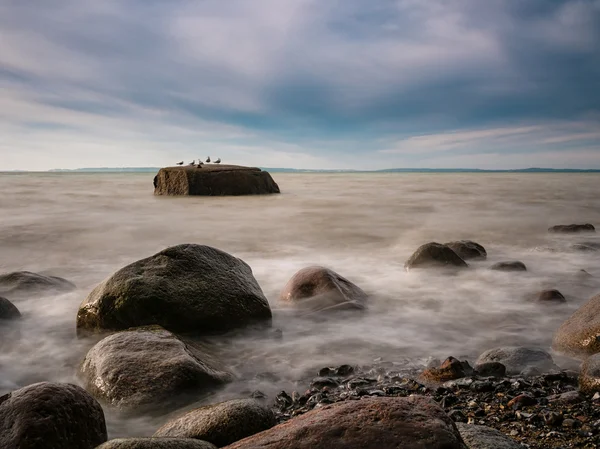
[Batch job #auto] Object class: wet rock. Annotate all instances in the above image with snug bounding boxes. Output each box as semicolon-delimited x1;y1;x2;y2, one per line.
420;357;468;383
456;423;523;449
489;261;527;272
279;266;367;313
155;399;275;447
310;377;340;389
536;289;566;303
552;292;600;357
547;390;585;405
0;296;21;320
0;271;75;297
404;242;468;271
79;326;232;413
224;396;467;449
548;223;595;233
507;394;537;409
97;439;217;449
0;381;107;449
154;165;280;196
571;242;600;252
76;244;271;335
579;354;600;394
474;362;506;378
476;347;556;375
444;241;487;260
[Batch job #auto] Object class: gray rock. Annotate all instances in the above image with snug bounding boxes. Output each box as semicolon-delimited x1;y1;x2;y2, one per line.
0;382;107;449
0;296;21;320
547;390;585;405
548;223;595;233
474;362;506;378
444;241;487;260
0;271;75;297
405;242;468;271
536;289;566;303
571;242;600;252
76;244;271;335
489;261;527;272
552;293;600;358
97;439;217;449
155;399;275;447
476;347;556;375
279;266;367;314
580;354;600;394
79;326;232;413
456;423;523;449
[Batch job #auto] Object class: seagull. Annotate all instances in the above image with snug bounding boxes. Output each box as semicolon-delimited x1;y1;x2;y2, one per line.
176;161;184;165
205;156;211;163
189;160;196;165
214;158;221;164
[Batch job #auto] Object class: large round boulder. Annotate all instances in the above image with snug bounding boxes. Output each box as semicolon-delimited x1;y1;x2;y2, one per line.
455;423;522;449
475;347;556;375
78;326;232;413
0;296;21;320
404;242;468;271
223;396;467;449
552;293;600;358
97;439;217;449
548;223;595;233
444;241;487;260
0;271;75;297
279;266;367;313
0;382;107;449
76;244;271;335
154;399;275;446
579;353;600;394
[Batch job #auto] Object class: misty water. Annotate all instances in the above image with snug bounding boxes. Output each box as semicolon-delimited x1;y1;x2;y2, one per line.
1;172;599;438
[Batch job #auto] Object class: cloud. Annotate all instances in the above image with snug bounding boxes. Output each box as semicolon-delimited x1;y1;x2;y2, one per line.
0;0;599;169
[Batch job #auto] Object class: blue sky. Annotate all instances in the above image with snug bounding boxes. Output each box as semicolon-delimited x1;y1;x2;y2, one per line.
1;0;599;170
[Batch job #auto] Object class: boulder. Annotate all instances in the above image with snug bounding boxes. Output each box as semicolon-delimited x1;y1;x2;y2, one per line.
475;347;556;375
97;439;216;449
279;266;367;313
405;242;468;271
223;396;467;449
76;244;271;335
0;271;75;297
154;399;275;447
474;362;506;378
153;165;280;196
0;296;21;320
78;326;232;413
455;423;523;449
552;293;600;358
420;357;468;383
0;382;107;449
489;261;526;272
548;223;595;233
444;241;487;260
579;354;600;394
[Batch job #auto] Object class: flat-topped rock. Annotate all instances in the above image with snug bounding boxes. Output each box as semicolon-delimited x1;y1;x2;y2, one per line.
153;165;280;196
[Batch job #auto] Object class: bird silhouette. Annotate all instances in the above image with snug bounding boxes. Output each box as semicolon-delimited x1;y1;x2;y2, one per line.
215;158;221;164
189;160;196;165
176;161;184;165
205;156;211;163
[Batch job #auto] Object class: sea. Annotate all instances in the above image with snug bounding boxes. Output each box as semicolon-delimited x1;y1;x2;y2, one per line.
1;171;599;437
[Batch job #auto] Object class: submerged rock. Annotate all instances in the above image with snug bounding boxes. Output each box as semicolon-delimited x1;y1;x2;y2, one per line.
536;289;567;303
0;271;75;297
489;261;527;272
475;347;556;375
79;326;232;413
571;242;600;252
76;244;271;335
154;399;276;447
420;357;469;383
223;396;466;449
405;242;468;271
0;382;107;449
552;293;600;358
456;423;522;449
548;223;595;233
579;354;600;394
153;165;280;196
97;439;217;449
444;241;487;260
0;296;21;320
279;266;367;313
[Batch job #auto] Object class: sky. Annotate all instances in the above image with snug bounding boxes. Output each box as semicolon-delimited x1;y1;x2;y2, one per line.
1;0;600;170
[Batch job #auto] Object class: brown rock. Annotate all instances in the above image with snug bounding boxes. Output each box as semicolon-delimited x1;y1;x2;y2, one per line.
223;396;467;449
548;224;595;233
420;357;468;383
507;394;537;409
279;266;367;313
444;241;487;260
579;354;600;394
552;293;600;358
153;165;280;196
474;362;506;378
405;242;468;271
97;439;217;449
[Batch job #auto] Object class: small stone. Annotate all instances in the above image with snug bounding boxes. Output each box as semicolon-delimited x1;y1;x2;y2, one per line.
543;411;564;427
310;377;339;389
251;390;266;399
562;418;581;429
335;365;354;376
420;357;468;383
507;394;537;409
490;261;527;272
448;409;467;423
475;362;506;378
